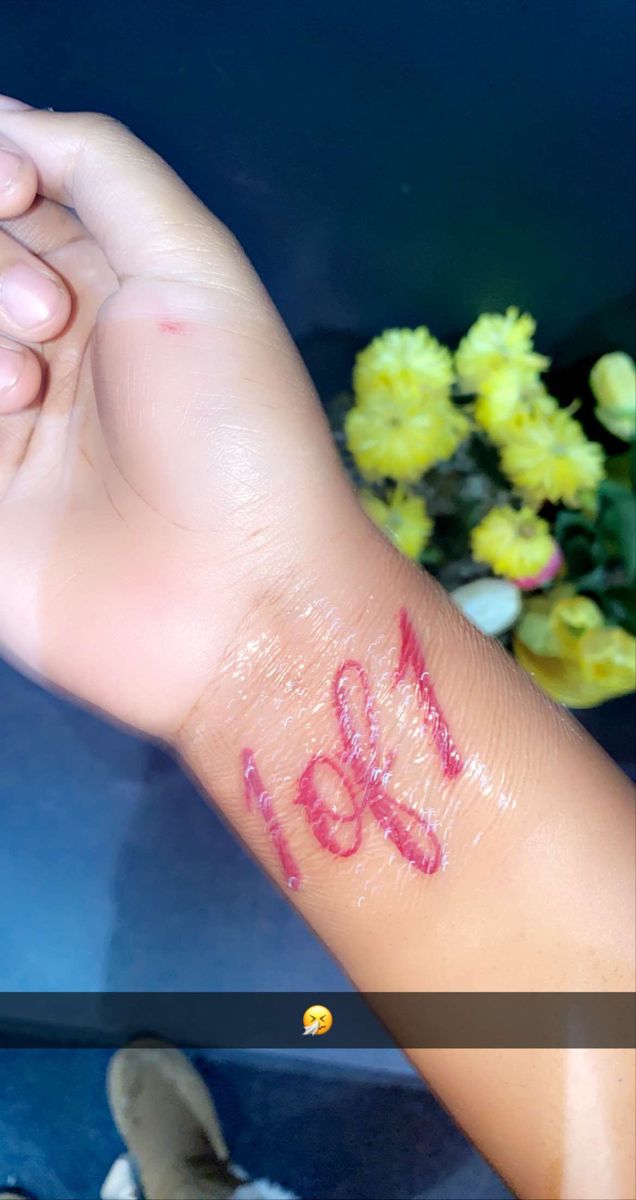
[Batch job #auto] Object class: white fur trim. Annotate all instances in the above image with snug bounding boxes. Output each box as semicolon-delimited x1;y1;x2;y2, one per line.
100;1154;140;1199
231;1180;298;1199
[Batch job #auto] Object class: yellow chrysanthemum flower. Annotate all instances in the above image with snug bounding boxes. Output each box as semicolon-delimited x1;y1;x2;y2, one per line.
353;327;454;405
500;408;605;508
589;351;636;442
578;628;636;694
470;505;557;581
514;591;596;657
345;390;469;481
455;307;550;393
361;487;433;559
549;595;605;657
474;366;557;445
513;595;636;706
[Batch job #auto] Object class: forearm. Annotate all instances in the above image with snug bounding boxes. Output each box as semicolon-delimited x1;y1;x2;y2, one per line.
177;513;635;1200
2;96;631;1200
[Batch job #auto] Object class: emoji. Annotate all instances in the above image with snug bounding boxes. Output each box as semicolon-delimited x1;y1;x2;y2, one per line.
302;1004;333;1036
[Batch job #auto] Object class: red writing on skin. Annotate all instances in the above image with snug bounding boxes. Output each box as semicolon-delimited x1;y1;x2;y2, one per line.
241;749;302;891
241;609;463;889
394;607;463;781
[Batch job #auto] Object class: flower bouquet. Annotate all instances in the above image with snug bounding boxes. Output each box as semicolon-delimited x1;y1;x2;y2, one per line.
330;309;636;707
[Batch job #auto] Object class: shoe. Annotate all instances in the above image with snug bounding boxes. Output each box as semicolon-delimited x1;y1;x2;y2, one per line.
107;1039;235;1199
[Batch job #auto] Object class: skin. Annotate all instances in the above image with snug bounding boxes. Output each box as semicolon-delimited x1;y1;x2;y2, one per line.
0;97;634;1200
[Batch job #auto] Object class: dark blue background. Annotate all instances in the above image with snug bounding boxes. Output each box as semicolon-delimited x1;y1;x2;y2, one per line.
2;0;635;353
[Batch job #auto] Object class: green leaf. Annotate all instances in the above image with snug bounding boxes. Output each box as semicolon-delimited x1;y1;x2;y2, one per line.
469;433;510;489
596;587;636;636
574;564;610;593
598;481;636;583
606;448;636;489
561;533;606;581
554;509;596;540
420;545;443;566
554;481;636;589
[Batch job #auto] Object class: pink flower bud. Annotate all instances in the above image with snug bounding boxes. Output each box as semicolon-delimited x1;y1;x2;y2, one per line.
515;544;564;591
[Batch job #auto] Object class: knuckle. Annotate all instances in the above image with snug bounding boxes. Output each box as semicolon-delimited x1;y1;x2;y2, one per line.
61;111;133;154
80;111;127;138
50;110;118;136
61;112;135;195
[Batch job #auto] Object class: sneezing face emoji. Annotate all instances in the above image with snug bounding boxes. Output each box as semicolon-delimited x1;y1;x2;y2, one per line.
302;1004;333;1036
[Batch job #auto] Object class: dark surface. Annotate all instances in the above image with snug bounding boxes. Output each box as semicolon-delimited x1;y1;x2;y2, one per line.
574;695;636;779
1;0;634;353
0;1049;512;1200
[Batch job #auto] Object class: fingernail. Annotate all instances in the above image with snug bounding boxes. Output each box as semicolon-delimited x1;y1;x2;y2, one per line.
0;146;22;190
1;262;64;329
0;343;25;396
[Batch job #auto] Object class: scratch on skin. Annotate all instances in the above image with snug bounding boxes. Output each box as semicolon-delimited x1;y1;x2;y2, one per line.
157;319;186;334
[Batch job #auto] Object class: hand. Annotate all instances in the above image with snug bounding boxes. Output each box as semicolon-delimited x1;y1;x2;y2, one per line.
0;98;361;736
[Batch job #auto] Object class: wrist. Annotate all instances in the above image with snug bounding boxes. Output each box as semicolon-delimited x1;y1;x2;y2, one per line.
175;507;408;767
175;515;494;919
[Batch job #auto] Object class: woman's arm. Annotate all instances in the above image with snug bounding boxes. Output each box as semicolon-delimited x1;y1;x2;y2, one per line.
177;524;635;1200
0;98;633;1200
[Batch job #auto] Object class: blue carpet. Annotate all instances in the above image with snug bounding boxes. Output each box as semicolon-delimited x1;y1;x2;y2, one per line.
0;1049;511;1200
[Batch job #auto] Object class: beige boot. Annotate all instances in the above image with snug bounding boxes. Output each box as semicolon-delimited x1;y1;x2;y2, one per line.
106;1041;237;1200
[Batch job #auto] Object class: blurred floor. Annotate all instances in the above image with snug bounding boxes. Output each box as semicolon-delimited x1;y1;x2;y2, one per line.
0;1049;512;1200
